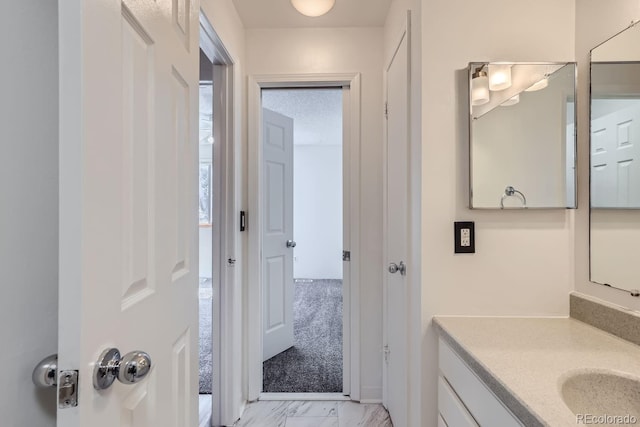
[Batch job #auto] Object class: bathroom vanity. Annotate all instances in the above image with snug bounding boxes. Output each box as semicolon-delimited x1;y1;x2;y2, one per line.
434;303;640;426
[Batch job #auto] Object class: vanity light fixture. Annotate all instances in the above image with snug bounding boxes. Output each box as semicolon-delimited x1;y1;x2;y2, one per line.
471;67;490;106
500;94;520;107
525;77;549;92
291;0;335;17
488;64;512;91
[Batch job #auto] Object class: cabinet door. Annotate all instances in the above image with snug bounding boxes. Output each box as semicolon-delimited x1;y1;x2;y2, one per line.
438;376;479;427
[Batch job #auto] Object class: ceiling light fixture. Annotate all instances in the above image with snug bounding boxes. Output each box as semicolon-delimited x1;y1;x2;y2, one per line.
291;0;335;17
471;67;490;106
488;64;512;91
525;77;549;92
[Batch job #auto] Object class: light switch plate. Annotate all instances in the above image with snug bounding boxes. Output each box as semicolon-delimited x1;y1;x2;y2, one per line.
454;221;475;254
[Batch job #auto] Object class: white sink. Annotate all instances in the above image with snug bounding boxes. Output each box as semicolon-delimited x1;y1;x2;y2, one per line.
560;369;640;424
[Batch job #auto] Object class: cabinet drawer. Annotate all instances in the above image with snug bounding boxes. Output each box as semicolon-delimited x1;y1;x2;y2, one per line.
439;338;522;427
438;375;479;427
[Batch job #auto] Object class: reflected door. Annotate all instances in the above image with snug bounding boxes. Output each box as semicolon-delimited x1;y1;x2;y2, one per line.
592;103;640;208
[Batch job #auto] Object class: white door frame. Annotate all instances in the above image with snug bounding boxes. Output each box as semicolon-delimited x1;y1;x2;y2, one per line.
247;73;361;400
382;11;422;427
199;13;238;427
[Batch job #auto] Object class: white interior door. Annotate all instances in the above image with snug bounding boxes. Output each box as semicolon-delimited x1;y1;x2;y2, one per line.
57;1;199;426
262;108;296;362
383;30;410;427
591;103;640;208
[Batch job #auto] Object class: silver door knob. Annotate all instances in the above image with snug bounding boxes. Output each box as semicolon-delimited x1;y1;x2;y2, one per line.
286;239;297;248
93;348;152;390
388;261;407;276
32;354;58;388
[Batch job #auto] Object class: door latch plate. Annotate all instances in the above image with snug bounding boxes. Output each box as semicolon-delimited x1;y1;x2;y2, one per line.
343;251;351;262
58;370;79;408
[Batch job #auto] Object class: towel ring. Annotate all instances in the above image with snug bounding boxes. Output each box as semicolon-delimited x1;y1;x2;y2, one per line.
500;186;527;209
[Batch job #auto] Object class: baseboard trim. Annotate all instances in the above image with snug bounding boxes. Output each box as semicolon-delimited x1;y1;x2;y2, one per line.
259;392;351;401
358;399;383;404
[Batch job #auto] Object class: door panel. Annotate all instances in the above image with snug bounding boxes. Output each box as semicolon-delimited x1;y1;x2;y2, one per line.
266;255;286;330
384;30;410;427
591;104;640;208
121;7;155;308
262;108;295;362
58;0;199;425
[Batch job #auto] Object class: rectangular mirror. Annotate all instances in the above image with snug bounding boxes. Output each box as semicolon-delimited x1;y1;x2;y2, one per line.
469;62;577;209
590;22;640;293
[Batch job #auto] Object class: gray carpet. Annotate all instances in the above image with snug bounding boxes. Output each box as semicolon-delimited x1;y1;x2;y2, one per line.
199;279;213;394
198;278;343;394
263;279;343;393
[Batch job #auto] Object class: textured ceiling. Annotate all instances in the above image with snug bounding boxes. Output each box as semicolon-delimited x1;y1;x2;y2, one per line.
232;0;391;29
262;88;343;146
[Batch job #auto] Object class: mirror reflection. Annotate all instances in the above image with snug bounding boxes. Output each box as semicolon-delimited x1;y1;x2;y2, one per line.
469;62;577;209
590;22;640;292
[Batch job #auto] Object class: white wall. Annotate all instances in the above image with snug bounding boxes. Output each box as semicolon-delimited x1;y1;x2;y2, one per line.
575;0;640;310
591;20;640;62
246;27;384;400
199;227;213;278
591;210;640;289
200;1;246;423
420;0;575;425
0;2;58;426
293;145;343;279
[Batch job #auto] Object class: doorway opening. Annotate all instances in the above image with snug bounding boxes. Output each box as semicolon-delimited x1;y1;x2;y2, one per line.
198;45;214;397
260;88;344;393
248;73;360;401
198;13;236;427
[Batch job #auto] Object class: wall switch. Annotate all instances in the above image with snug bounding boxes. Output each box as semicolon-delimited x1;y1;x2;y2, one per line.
454;221;475;254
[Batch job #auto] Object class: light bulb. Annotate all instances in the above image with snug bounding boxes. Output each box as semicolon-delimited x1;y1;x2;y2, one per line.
488;64;512;91
471;70;490;106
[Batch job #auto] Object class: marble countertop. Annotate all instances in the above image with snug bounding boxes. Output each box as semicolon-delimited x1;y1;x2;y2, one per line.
433;316;640;427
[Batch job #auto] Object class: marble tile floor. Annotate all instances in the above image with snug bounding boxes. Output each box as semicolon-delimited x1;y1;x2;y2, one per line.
199;395;213;427
199;396;393;427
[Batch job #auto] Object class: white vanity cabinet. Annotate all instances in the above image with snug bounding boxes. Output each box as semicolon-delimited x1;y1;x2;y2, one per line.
438;338;523;427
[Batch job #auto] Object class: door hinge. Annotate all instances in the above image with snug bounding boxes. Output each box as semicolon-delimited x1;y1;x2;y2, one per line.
383;345;390;363
58;370;79;409
343;250;351;262
384;102;389;119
